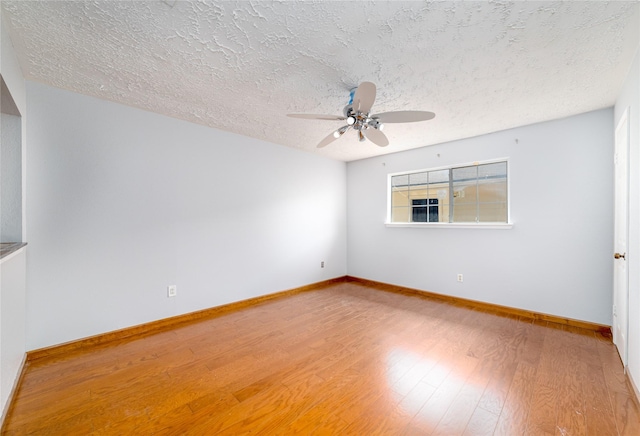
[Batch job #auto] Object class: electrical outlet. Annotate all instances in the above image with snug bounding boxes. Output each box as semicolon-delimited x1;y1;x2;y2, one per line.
167;285;177;297
457;274;463;282
321;261;325;268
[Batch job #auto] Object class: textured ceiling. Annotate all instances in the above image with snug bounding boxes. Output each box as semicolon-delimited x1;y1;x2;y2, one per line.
1;1;638;161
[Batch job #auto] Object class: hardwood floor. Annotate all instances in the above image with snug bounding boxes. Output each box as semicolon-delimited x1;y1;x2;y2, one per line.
3;281;639;435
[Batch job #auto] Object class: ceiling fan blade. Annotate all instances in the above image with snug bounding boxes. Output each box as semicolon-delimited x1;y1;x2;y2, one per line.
373;111;436;123
352;82;376;114
317;125;350;148
363;127;389;147
287;114;346;121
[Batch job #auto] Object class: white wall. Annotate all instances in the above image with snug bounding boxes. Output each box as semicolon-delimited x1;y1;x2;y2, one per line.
347;109;614;326
25;81;347;350
615;44;640;396
0;10;27;422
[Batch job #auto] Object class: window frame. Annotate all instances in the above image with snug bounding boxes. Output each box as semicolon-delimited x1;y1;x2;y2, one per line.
386;158;513;229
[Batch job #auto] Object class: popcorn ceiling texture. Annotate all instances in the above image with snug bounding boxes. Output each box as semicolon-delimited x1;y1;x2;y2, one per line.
1;1;638;161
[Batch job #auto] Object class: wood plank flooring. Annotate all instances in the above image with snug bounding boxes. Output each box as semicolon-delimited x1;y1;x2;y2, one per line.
3;282;639;435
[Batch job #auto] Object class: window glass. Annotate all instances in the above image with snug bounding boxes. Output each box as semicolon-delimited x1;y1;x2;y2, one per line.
452;166;478;222
477;161;507;222
389;161;508;224
391;174;410;222
428;169;449;223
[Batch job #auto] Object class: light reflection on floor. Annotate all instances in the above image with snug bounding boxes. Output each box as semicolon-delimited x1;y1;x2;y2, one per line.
384;346;496;428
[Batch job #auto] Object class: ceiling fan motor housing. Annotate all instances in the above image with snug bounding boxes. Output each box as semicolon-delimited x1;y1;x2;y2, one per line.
343;105;356;125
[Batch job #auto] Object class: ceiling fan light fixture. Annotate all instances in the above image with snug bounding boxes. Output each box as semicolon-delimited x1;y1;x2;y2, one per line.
333;125;350;139
368;119;384;130
347;116;356;125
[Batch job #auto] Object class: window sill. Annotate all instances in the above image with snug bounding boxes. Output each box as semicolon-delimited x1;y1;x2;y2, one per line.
385;222;513;229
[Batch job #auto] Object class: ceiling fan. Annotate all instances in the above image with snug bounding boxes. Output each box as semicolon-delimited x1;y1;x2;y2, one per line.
287;82;435;148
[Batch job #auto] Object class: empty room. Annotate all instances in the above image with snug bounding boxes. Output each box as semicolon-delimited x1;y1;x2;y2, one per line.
1;1;639;434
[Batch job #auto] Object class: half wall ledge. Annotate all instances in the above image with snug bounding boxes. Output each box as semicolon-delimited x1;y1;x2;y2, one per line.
0;243;26;260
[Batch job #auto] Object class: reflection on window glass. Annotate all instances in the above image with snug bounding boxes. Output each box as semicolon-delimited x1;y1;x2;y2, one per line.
389;161;508;224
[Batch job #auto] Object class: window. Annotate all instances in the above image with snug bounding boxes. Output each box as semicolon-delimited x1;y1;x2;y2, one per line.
389;160;508;225
412;199;439;222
